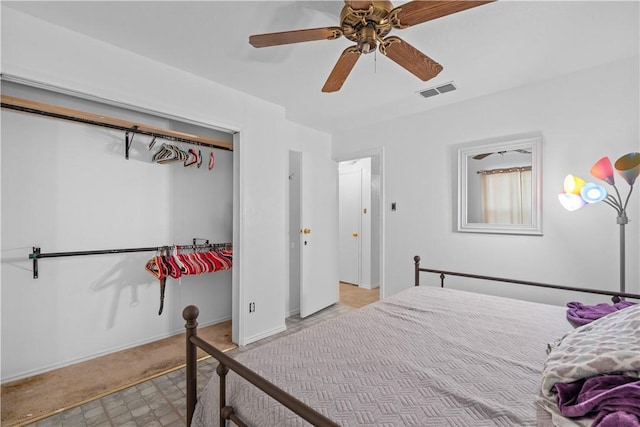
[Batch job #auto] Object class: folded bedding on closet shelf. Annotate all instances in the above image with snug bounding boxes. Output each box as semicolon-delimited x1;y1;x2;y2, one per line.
566;300;636;327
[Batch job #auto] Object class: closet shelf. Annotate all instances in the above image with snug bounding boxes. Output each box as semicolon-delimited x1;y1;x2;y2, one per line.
29;241;232;279
1;95;233;153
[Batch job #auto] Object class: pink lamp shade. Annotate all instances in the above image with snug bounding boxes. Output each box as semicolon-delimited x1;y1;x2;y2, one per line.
590;156;615;185
563;175;586;194
558;192;586;211
614;152;640;185
580;183;607;203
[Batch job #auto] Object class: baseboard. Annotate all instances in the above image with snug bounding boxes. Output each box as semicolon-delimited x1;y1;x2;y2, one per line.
287;308;300;318
242;323;287;346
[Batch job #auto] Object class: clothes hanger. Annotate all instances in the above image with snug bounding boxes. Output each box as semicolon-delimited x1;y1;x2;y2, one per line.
155;144;188;164
188;250;204;274
184;148;198;167
152;143;171;162
173;246;187;274
197;249;214;273
145;256;163;279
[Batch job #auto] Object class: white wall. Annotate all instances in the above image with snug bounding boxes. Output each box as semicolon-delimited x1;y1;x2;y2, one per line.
1;7;335;378
334;57;640;305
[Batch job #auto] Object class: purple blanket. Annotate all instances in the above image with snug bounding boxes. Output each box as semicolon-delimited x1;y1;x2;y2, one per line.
555;375;640;427
566;301;636;327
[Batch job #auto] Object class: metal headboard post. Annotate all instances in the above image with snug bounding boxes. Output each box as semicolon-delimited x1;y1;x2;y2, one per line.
184;305;199;427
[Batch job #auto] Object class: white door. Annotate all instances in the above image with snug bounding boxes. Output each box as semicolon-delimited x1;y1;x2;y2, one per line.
299;151;339;318
339;170;361;284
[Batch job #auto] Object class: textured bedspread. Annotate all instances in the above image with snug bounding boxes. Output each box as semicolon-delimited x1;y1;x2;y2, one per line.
193;286;571;426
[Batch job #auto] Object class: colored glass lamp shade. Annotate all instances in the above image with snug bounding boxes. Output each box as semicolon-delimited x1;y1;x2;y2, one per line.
580;183;607;203
558;192;586;211
590;156;615;185
563;175;586;194
614;152;640;185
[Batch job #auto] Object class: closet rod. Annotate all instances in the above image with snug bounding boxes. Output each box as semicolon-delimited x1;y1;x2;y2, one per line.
29;242;232;279
1;95;233;152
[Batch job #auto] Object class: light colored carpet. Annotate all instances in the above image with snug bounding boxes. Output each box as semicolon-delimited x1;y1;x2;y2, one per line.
1;321;235;427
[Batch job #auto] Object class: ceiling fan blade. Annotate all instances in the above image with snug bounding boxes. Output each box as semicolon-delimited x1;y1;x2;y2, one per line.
322;47;361;93
473;153;493;160
379;36;442;81
390;1;494;28
249;27;343;48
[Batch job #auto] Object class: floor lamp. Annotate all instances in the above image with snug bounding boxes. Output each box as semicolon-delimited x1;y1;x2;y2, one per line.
558;152;640;294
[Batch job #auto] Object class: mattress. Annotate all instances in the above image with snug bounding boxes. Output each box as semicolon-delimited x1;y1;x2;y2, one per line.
193;286;573;426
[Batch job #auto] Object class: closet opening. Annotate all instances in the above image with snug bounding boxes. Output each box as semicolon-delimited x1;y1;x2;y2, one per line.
1;79;237;385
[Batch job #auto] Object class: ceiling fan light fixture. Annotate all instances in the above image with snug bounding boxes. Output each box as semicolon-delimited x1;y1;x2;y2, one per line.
357;25;378;54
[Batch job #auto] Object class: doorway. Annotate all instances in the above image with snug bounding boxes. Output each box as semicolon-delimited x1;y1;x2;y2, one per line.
338;154;382;292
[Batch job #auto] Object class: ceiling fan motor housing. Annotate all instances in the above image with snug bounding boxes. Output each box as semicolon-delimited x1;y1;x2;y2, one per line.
341;0;394;53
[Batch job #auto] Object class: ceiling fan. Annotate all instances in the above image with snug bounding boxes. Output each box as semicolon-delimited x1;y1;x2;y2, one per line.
249;1;494;93
473;149;531;160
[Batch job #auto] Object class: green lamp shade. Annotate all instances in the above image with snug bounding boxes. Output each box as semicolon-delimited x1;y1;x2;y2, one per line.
558;192;586;211
614;152;640;185
580;183;607;203
563;175;586;194
590;156;615;185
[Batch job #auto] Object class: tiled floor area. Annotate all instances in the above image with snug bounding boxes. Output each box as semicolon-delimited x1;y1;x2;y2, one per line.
26;303;354;427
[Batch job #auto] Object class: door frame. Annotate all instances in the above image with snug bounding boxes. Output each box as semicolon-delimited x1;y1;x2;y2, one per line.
335;147;385;298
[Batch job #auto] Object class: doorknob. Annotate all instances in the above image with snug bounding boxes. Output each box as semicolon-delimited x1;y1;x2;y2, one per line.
352;232;358;237
303;228;311;234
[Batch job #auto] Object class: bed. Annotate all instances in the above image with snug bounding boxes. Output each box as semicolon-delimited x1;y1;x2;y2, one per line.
183;256;640;426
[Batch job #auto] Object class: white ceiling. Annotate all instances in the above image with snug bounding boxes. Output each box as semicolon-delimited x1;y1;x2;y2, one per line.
4;1;639;134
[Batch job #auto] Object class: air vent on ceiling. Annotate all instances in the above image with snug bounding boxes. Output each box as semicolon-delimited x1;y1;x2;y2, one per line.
418;82;457;98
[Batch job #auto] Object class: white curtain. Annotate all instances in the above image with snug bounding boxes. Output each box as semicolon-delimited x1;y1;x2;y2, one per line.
481;168;531;224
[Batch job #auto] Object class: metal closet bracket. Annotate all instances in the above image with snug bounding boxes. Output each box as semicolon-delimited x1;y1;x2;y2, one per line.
30;247;41;279
125;125;138;159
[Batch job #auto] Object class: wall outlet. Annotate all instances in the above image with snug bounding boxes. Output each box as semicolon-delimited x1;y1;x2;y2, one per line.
249;302;255;313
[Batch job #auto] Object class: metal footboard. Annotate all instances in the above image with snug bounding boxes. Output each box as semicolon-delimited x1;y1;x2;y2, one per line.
183;305;339;427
